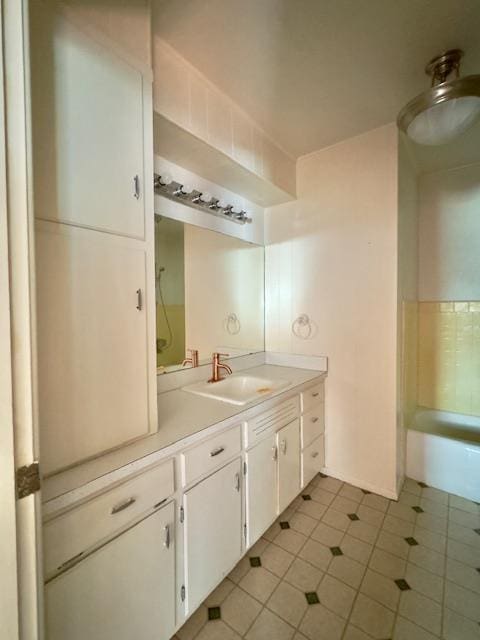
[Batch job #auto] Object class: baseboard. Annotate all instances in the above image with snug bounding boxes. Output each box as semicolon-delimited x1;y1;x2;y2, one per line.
322;466;398;500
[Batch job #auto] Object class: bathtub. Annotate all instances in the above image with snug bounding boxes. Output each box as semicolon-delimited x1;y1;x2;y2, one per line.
406;408;480;502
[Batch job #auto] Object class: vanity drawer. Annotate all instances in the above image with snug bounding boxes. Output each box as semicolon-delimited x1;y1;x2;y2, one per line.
181;425;242;487
301;405;325;449
301;382;325;414
43;459;174;578
245;395;300;448
302;435;325;488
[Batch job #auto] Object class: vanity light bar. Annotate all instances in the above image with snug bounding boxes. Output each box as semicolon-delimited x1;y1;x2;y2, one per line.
153;173;252;225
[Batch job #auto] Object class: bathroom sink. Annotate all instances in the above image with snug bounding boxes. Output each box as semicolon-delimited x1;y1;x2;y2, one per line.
182;375;291;406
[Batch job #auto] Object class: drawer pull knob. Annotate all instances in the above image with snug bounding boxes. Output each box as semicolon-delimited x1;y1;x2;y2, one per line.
280;439;287;455
234;472;241;492
210;446;225;457
312;392;320;397
272;445;278;461
111;497;136;514
311;417;319;423
164;524;170;549
311;452;319;458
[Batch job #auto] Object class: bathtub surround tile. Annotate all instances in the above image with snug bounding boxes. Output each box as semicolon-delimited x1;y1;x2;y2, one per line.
176;477;477;640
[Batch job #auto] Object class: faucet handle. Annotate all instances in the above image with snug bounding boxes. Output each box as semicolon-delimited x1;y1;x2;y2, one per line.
214;352;230;358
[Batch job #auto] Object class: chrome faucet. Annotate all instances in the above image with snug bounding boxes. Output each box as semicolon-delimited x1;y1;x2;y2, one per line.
208;352;232;383
182;349;199;368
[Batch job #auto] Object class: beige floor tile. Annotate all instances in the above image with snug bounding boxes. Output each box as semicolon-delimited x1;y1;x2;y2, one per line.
403;478;422;496
195;620;241;640
398;590;442;635
348;520;379;545
245;608;295;640
339;484;365;503
267;581;308;627
415;512;448;535
239;567;280;603
408;544;445;577
388;501;417;523
311;487;336;506
449;508;480;530
357;504;385;528
445;580;480;621
316;476;343;494
220;587;262;635
263;521;281;542
248;537;270;557
204;578;236;607
331;495;359;515
382;514;415;538
343;624;373;640
360;568;400;611
413;525;447;554
398;490;422;507
293;634;309;640
274;528;308;554
311;522;344;547
284;557;323;592
317;573;356;619
299;603;346;640
393;615;440;640
298;539;332;571
419;497;449;518
375;530;409;559
228;557;251;584
176;605;208;640
322;507;351;531
369;548;406;580
448;522;480;550
350;593;395;639
261;542;295;577
421;486;448;505
446;557;480;594
449;494;480;515
341;534;373;565
362;493;390;512
290;511;318;536
328;554;366;588
297;499;328;520
405;562;444;602
447;538;480;568
443;607;480;640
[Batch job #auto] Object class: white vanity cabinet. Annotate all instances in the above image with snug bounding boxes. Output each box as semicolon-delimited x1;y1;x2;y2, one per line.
183;458;243;614
45;501;176;640
300;382;326;487
277;418;301;512
245;433;278;545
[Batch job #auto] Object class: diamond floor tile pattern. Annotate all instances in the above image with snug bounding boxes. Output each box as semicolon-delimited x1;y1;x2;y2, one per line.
172;475;480;640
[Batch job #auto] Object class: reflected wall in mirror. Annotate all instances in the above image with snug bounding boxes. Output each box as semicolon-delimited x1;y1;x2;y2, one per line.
155;216;265;371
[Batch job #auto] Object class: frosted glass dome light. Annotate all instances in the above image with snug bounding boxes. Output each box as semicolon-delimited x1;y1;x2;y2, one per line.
398;49;480;146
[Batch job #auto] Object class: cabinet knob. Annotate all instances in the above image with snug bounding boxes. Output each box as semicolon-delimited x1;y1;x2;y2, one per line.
111;496;136;514
210;446;225;457
133;174;141;199
311;452;319;458
280;439;287;455
312;392;320;398
136;289;143;311
311;417;319;423
234;473;240;492
164;524;171;548
272;445;278;461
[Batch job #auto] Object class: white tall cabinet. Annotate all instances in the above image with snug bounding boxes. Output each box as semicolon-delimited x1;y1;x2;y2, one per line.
30;1;157;474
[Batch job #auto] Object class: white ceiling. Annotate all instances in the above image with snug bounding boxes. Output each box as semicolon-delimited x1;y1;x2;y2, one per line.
153;0;480;158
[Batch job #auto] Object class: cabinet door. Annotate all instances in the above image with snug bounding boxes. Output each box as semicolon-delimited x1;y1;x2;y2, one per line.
246;434;278;547
45;502;175;640
277;419;301;513
184;458;242;614
36;222;151;473
30;3;146;239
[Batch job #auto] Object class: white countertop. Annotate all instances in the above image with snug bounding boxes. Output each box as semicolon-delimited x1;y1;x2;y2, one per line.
42;364;326;506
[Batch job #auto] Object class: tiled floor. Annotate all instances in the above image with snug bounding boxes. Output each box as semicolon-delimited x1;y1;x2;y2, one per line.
172;475;480;640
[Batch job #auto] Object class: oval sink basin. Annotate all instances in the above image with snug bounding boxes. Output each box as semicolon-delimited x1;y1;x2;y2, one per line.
182;375;291;406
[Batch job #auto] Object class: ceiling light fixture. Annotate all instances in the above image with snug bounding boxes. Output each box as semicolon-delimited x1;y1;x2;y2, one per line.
397;49;480;145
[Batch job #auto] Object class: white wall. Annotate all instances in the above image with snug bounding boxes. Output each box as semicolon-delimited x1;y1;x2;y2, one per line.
419;162;480;301
265;124;400;497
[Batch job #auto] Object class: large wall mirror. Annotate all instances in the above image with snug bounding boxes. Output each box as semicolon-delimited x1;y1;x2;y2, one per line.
155;216;265;371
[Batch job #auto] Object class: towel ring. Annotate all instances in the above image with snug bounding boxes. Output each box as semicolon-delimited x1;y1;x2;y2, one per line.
225;313;241;335
292;314;312;340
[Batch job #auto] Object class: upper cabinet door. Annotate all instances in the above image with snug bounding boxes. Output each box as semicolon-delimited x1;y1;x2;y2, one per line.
30;3;146;239
277;419;301;513
36;222;151;474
